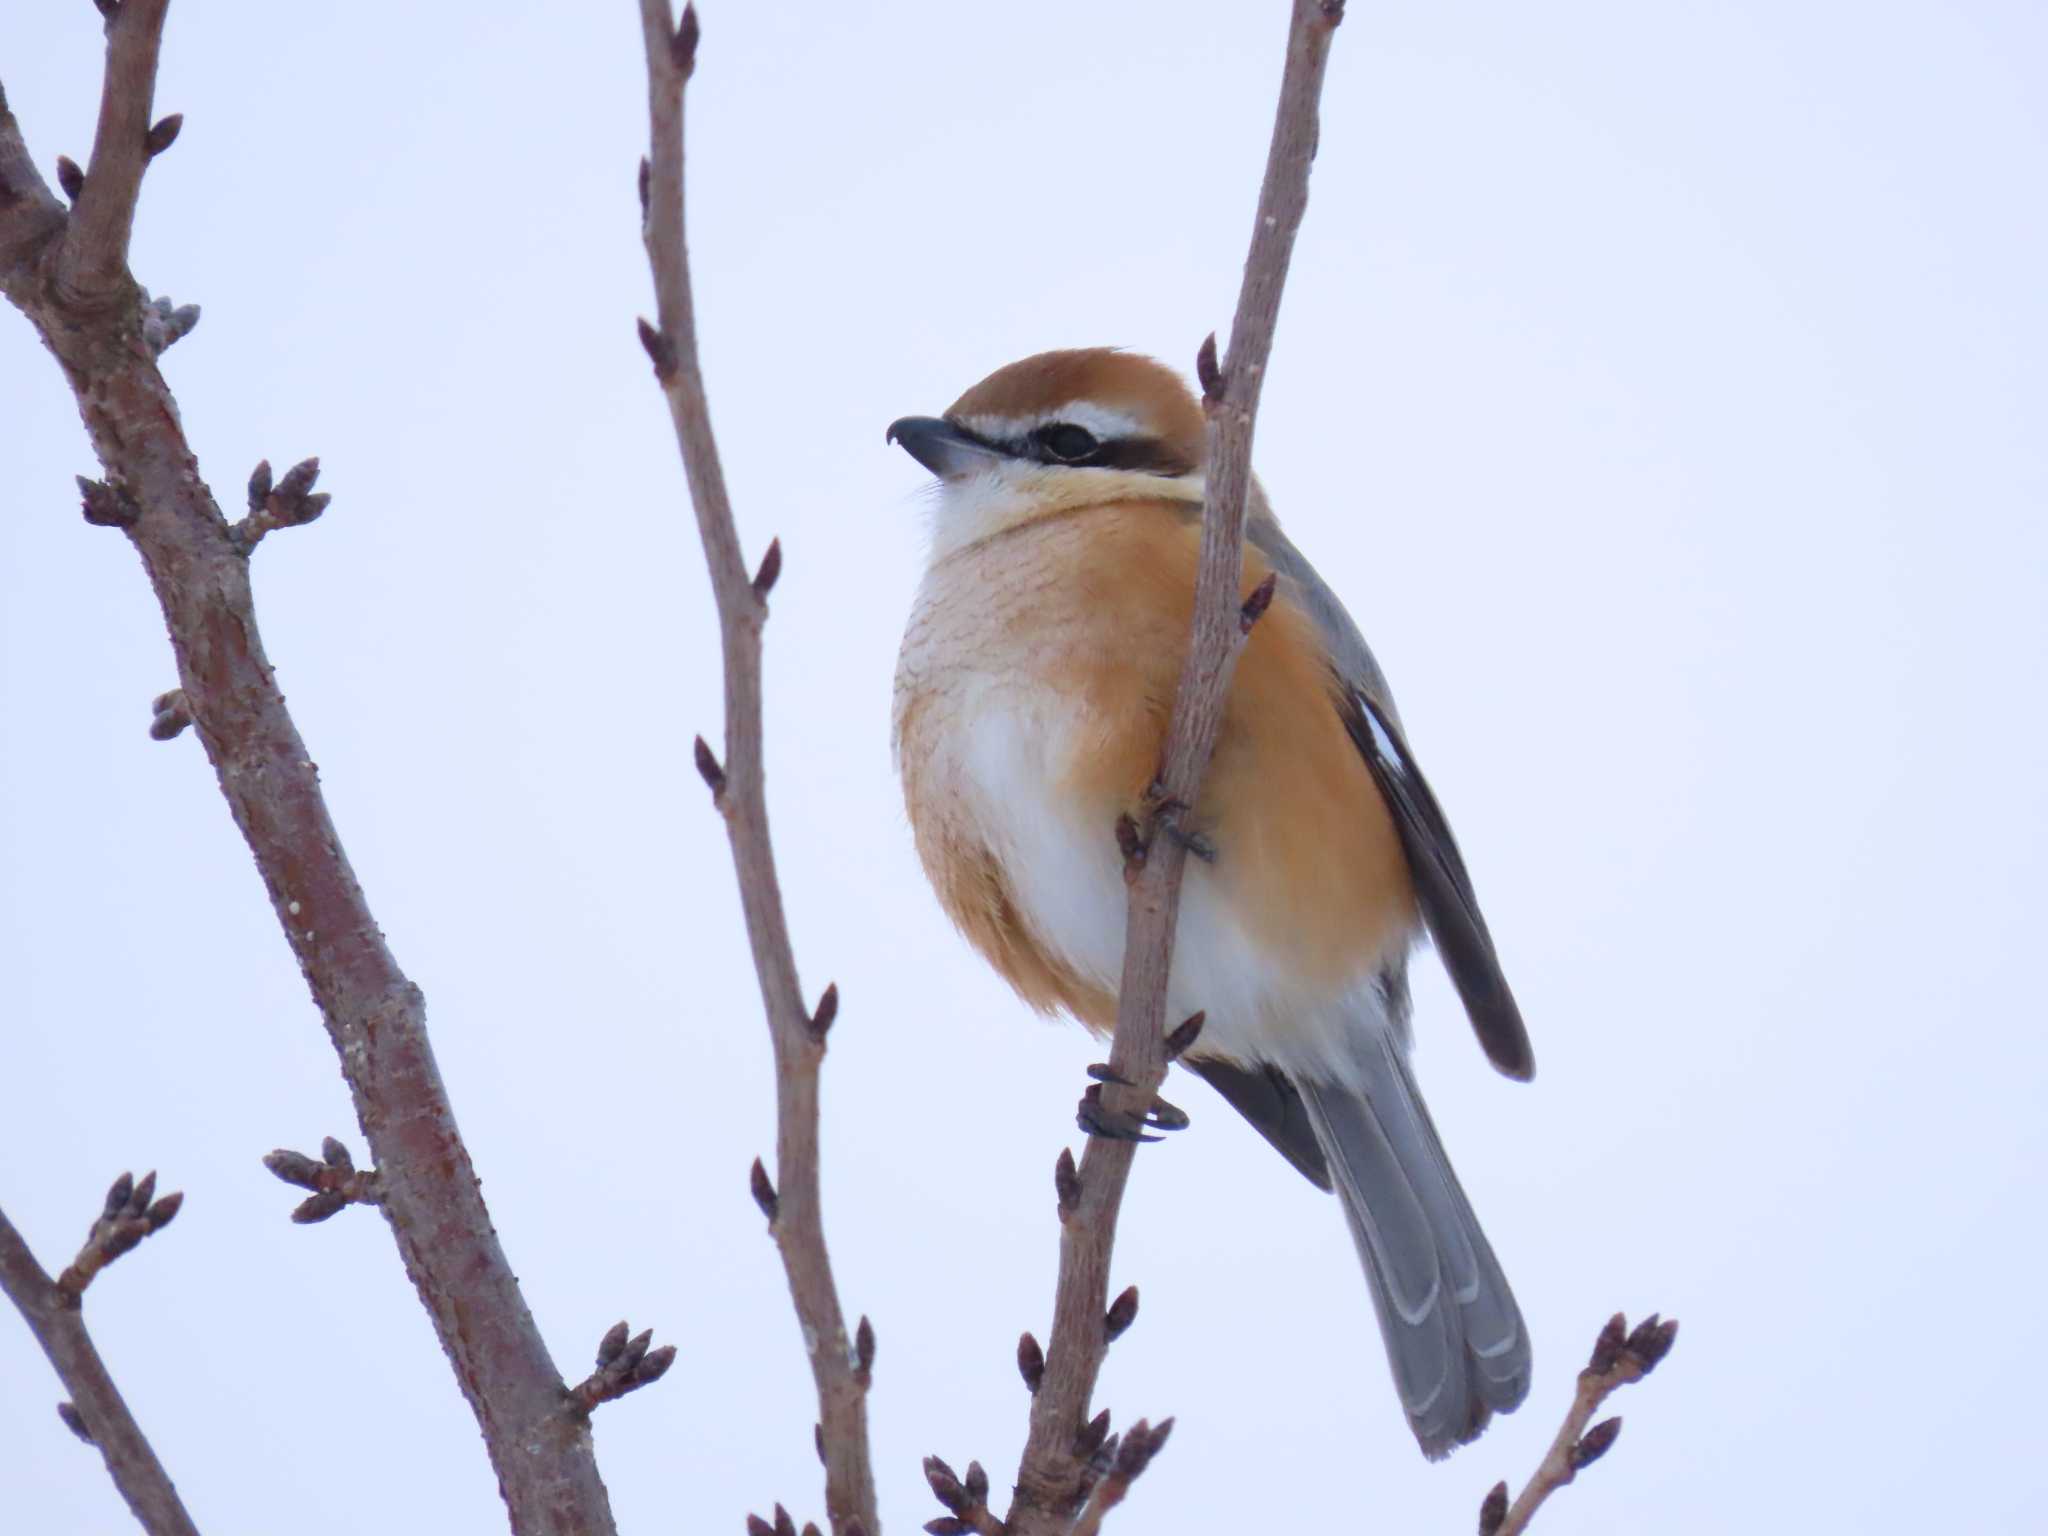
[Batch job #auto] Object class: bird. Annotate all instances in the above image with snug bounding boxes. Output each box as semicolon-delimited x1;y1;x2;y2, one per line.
887;347;1535;1458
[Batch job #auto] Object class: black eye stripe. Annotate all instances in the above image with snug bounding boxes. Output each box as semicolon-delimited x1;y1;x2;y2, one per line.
1021;422;1196;477
939;418;1195;477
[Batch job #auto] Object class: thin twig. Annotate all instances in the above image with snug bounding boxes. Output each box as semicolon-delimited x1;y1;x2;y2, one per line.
0;1199;201;1536
1003;4;1346;1530
0;21;617;1536
1481;1312;1680;1536
633;5;877;1533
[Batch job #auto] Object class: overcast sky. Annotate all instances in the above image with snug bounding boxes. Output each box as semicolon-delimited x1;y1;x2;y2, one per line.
4;2;2045;1533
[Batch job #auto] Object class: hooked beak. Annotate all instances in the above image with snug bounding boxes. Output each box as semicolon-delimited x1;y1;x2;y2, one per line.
886;415;1002;480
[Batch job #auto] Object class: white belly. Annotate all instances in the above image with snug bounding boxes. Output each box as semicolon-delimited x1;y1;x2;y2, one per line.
909;671;1399;1085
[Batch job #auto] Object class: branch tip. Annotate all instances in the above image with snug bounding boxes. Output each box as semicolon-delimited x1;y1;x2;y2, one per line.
266;1138;380;1219
1113;811;1146;872
636;316;677;381
77;475;137;528
693;735;726;800
1076;1408;1111;1457
56;1169;184;1296
1054;1147;1081;1219
1571;1415;1622;1470
291;1190;347;1224
1163;1011;1205;1059
1016;1331;1045;1394
1587;1311;1627;1373
809;980;837;1040
567;1320;673;1412
672;3;701;77
1195;331;1223;403
749;1157;779;1223
854;1314;875;1384
247;459;272;512
56;155;85;201
1479;1480;1509;1536
138;287;200;353
1627;1313;1678;1371
57;1401;96;1444
143;113;181;157
751;536;783;599
1104;1285;1139;1341
924;1455;967;1513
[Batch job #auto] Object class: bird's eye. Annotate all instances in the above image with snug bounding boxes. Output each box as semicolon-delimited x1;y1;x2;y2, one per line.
1036;423;1100;463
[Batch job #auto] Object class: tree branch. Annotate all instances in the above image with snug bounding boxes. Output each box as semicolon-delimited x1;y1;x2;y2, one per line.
0;1190;200;1536
60;0;169;299
1003;4;1346;1530
1479;1312;1680;1536
1;22;619;1536
633;5;877;1533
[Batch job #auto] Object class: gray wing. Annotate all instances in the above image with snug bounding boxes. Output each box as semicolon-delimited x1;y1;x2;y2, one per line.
1247;489;1536;1082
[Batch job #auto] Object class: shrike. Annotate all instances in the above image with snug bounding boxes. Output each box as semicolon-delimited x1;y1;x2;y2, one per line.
888;348;1534;1457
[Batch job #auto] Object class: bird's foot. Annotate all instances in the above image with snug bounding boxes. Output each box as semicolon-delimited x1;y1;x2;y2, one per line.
1076;1066;1191;1142
1120;787;1218;871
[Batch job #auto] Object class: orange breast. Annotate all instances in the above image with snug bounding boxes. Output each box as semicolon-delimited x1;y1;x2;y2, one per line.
895;498;1417;1029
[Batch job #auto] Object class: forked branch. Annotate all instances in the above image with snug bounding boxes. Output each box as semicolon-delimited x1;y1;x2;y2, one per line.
633;4;877;1533
1003;4;1348;1531
1;13;618;1535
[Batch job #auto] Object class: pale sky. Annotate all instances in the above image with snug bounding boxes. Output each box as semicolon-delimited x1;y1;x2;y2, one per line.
4;3;2045;1533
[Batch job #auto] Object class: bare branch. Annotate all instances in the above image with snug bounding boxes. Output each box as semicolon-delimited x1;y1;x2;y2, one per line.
1;13;618;1532
0;1197;201;1536
60;0;170;297
1004;3;1345;1529
1481;1312;1680;1536
634;3;877;1531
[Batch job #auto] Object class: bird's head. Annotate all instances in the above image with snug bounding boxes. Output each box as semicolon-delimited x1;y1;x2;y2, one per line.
888;348;1207;558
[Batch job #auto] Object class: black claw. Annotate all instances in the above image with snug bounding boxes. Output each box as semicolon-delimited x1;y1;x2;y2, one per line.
1077;1084;1163;1143
1145;1095;1191;1132
1085;1062;1133;1087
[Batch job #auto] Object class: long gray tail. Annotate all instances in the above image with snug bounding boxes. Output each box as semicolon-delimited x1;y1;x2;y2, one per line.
1298;1037;1531;1458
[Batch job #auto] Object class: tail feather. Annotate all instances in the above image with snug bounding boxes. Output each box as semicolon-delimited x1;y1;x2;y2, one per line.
1299;1037;1530;1457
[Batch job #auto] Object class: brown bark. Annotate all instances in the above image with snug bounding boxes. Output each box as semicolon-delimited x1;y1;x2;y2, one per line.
0;1200;200;1536
633;4;878;1533
0;12;616;1534
1002;5;1349;1531
1482;1312;1680;1536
